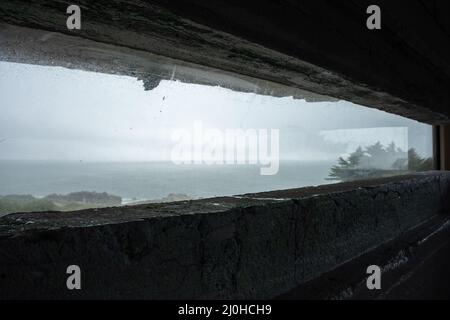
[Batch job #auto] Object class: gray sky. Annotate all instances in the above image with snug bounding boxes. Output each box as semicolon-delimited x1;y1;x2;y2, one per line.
0;61;432;162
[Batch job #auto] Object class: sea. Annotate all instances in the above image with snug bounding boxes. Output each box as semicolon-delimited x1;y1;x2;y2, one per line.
0;160;337;204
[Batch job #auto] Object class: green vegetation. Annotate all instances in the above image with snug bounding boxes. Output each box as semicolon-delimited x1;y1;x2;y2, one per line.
407;148;434;172
0;191;195;216
328;141;433;182
0;195;57;215
45;191;121;206
128;193;192;205
0;191;122;215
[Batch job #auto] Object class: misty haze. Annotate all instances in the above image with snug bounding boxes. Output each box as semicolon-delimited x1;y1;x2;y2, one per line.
0;61;433;215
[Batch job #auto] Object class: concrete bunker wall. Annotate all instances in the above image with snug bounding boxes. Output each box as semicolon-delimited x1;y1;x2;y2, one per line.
1;171;449;299
1;1;450;300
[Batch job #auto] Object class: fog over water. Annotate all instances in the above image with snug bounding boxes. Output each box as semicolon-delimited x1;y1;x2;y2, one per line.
0;61;432;162
0;61;433;201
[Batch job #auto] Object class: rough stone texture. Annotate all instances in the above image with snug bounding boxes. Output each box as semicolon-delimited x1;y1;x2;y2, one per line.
277;214;450;299
1;1;450;123
0;23;332;103
0;171;449;299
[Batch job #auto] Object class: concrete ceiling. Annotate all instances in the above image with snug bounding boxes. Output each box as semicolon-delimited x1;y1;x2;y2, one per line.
1;0;450;123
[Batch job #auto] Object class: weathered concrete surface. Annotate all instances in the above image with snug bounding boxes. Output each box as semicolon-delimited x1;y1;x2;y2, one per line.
0;23;332;102
277;214;450;300
1;1;450;123
0;171;449;299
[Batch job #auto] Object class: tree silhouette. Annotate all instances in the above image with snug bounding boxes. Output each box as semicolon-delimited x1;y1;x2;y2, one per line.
328;141;432;181
348;146;364;167
408;148;433;171
365;141;385;159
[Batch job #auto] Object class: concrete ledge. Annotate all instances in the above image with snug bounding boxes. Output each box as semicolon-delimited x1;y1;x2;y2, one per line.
0;171;449;299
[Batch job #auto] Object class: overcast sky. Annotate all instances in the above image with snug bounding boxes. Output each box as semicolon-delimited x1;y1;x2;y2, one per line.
0;61;432;162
